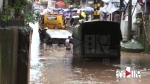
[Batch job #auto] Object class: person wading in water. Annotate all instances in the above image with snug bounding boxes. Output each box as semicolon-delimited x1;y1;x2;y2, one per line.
64;36;73;63
65;36;73;54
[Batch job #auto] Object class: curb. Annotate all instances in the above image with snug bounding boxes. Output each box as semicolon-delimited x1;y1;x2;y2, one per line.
121;47;144;53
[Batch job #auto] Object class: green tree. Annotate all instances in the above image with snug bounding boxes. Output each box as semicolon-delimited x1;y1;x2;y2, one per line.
63;0;72;5
1;0;36;26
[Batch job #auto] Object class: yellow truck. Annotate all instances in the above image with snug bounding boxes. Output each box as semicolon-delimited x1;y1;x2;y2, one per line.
39;14;72;44
40;14;65;29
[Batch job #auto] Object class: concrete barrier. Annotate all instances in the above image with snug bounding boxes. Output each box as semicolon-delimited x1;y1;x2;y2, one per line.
0;26;32;84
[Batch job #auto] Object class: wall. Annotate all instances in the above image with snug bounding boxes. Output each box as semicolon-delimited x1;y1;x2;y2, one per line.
0;27;32;84
0;28;18;84
141;24;150;53
0;2;3;82
0;0;3;26
0;0;3;11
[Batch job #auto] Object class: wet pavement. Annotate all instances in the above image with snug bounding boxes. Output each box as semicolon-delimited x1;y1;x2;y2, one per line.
29;23;150;84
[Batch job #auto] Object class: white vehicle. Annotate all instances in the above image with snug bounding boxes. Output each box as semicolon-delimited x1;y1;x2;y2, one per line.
45;29;72;44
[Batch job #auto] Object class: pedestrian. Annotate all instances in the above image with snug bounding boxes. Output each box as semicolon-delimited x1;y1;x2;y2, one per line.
39;6;51;24
65;36;71;50
64;36;73;63
70;17;74;26
65;12;70;27
100;11;104;21
35;0;40;5
86;13;91;21
88;13;92;21
86;13;89;21
113;11;120;22
103;13;109;21
33;0;40;9
65;36;72;54
39;27;48;43
77;6;82;14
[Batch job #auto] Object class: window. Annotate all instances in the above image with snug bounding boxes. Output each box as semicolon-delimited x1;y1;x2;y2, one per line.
47;16;57;20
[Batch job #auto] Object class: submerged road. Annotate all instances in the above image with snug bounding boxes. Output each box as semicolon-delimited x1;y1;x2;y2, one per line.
29;23;150;84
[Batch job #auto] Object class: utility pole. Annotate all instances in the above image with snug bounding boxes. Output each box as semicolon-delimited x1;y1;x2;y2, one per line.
128;0;132;40
119;0;123;22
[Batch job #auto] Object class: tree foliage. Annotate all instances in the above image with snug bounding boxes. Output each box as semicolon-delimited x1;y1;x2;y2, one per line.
1;0;36;26
63;0;72;5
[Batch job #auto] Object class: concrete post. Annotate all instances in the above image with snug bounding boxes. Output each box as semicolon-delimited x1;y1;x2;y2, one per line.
128;0;132;40
0;0;3;26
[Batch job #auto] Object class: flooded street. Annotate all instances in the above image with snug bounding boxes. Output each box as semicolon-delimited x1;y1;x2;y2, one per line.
29;23;150;84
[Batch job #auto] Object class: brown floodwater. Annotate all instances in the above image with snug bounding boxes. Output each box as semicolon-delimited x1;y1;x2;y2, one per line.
29;23;150;84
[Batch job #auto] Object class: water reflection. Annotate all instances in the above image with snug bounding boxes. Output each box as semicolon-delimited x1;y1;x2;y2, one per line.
29;22;150;84
30;22;42;84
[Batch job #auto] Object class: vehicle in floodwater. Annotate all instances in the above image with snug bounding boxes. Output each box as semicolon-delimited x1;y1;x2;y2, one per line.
72;21;122;59
38;13;72;44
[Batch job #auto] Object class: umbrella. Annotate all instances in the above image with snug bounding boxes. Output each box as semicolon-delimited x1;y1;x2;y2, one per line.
100;5;107;13
48;7;59;12
63;9;69;12
57;8;62;11
77;9;85;13
80;9;85;11
102;0;120;3
72;8;78;12
105;3;119;14
85;7;94;12
55;1;65;6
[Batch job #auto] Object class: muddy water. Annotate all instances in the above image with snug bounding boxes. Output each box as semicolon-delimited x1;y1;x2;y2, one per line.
29;23;150;84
